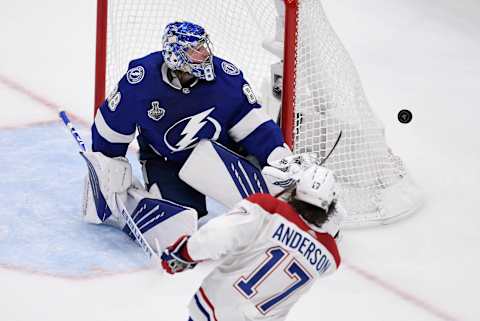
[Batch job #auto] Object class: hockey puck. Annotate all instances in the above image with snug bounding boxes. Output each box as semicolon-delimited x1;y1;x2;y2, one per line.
398;109;413;124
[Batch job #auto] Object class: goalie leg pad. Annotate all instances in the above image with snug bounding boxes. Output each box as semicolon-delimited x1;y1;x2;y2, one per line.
122;191;198;252
179;140;269;208
80;151;197;252
82;175;109;224
81;151;132;224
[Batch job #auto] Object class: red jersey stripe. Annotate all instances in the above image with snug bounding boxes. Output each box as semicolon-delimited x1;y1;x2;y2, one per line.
199;287;219;321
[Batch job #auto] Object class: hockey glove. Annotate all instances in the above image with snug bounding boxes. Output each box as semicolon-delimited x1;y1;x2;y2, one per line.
262;152;318;195
161;235;197;274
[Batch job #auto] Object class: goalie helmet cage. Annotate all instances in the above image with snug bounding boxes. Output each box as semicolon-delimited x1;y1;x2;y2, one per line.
94;0;423;228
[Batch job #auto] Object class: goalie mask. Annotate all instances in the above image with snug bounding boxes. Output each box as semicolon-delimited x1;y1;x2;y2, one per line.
162;21;215;81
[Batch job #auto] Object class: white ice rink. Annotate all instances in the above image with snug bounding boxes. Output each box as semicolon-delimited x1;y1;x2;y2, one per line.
1;1;479;320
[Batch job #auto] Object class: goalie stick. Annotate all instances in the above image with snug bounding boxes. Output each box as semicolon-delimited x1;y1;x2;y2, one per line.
58;110;162;266
318;130;342;166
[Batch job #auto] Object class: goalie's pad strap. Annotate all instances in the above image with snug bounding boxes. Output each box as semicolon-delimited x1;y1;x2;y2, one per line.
179;140;269;208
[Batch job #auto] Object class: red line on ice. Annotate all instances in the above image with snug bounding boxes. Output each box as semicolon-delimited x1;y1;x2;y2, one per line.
344;261;460;321
0;74;139;153
0;263;149;281
0;74;89;127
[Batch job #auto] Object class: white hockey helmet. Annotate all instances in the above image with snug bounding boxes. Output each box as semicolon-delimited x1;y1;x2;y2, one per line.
295;165;336;210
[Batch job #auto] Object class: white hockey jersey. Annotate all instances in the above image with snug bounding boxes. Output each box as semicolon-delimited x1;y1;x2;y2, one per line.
185;193;341;321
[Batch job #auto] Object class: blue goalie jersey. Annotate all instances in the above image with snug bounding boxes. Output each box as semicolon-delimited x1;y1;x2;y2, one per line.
92;51;285;166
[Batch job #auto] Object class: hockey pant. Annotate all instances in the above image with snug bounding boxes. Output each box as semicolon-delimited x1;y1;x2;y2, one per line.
142;158;208;218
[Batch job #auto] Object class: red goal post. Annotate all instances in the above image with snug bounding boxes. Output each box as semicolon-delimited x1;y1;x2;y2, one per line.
280;0;298;148
94;0;108;118
94;0;422;227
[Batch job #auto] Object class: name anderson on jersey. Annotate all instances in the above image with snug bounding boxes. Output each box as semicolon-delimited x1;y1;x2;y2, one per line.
272;223;332;273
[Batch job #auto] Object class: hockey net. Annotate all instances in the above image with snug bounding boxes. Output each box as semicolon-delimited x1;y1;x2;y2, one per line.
95;0;422;228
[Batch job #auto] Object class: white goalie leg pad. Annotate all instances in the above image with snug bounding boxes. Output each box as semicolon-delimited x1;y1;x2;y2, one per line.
179;140;270;208
83;175;101;224
122;186;198;252
81;151;132;224
81;151;196;252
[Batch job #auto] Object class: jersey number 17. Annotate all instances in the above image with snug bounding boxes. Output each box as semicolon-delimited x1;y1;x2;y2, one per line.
234;246;312;314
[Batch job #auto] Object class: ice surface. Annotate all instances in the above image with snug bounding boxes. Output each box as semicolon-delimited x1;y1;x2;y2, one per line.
0;0;479;321
0;123;150;277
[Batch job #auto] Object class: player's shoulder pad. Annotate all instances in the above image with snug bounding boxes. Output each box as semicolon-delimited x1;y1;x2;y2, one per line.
247;193;313;233
246;193;286;214
125;51;164;85
213;57;258;105
214;56;243;78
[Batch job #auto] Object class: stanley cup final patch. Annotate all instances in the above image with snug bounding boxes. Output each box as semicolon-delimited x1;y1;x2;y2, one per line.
148;101;165;121
127;66;145;84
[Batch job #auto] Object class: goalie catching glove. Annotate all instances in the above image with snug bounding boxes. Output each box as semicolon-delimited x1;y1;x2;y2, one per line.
262;152;318;195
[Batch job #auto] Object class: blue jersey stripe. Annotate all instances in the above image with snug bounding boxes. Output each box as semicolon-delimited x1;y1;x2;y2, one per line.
193;294;211;321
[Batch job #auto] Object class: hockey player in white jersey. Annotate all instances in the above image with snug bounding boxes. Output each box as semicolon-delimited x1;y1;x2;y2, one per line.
161;165;343;321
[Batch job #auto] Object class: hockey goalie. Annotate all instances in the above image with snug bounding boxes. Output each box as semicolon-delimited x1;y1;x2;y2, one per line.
82;20;298;253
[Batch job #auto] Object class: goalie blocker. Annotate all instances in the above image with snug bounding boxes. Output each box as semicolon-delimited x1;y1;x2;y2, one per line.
82;151;197;252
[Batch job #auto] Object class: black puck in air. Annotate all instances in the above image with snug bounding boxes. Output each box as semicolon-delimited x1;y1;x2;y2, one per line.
398;109;413;124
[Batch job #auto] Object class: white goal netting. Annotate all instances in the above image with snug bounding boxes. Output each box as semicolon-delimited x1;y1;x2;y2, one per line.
101;0;422;227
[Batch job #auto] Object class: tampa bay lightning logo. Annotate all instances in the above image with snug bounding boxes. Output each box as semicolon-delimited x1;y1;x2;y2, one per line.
164;107;221;153
221;61;240;76
126;66;145;84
